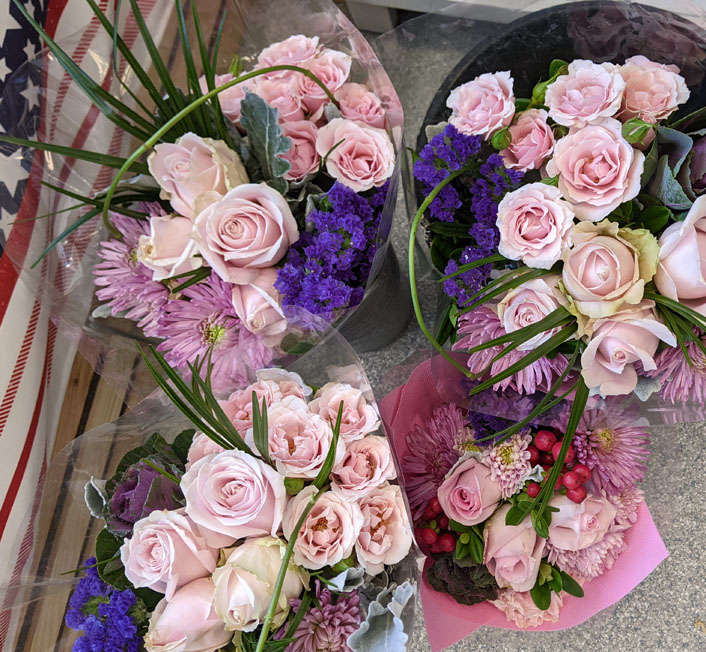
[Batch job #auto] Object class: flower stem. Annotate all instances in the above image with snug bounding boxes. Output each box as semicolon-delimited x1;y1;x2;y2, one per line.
408;163;476;378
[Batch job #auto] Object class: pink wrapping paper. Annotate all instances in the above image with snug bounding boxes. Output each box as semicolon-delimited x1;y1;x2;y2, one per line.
380;357;669;652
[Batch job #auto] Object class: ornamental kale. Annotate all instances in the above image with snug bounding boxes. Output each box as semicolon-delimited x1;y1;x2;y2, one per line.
426;554;498;606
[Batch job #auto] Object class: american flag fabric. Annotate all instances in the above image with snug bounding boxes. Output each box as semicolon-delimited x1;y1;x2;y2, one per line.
0;1;168;647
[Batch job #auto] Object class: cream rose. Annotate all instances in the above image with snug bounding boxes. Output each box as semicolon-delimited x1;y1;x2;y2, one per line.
331;435;397;500
545;118;644;222
136;215;201;281
547;493;617;551
501;109;555;171
308;382;380;442
231;268;287;347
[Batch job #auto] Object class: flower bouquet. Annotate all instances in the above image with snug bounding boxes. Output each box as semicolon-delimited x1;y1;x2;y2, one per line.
380;355;668;651
0;0;407;398
0;327;419;651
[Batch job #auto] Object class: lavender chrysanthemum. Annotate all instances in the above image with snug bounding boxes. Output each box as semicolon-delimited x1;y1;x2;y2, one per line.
454;306;567;395
573;409;650;496
401;403;477;516
286;583;360;652
607;485;645;532
645;337;706;405
482;432;532;499
546;530;627;581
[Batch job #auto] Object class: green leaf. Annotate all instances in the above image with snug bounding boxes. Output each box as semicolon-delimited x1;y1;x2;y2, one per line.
559;571;585;597
549;59;569;77
430;237;461;273
427;220;475;239
455;539;469;561
548;566;563;593
284;478;305;495
540;175;559;187
637;205;672;232
648;155;693;211
505;505;526;526
171;429;196;465
515;97;531;112
529;581;552;610
491;126;512;150
622;117;653;146
279;334;315;356
668;105;706;133
531;509;549;539
468;532;484;564
95;529;130;590
448;518;473;533
641;137;660;186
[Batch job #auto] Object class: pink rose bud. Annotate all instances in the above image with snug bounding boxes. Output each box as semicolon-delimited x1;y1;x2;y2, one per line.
281;119;320;181
308;381;380;442
218;379;285;433
181;450;287;547
186;433;226;471
655;194;706;316
120;509;218;600
355;484;413;576
491;589;563;629
198;74;250;123
547;493;617;551
136;215;201;281
144;578;230;652
231;267;287;347
315;118;395;192
437;457;502;526
619;55;690;123
545;59;625;127
581;305;675;396
296;48;352;114
250;78;305;122
446;71;515;139
148;133;249;218
282;486;364;570
501;109;555;171
496;182;574;269
335;82;386;129
331;435;397;500
483;504;546;592
193;183;299;284
257;34;320;69
546;118;644;222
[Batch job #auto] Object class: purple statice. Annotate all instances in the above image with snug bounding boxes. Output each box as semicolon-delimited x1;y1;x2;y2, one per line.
157;272;273;394
93;214;168;337
65;558;144;652
275;181;388;319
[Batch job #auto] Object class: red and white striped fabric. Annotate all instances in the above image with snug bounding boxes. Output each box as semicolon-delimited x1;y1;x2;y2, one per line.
0;1;170;647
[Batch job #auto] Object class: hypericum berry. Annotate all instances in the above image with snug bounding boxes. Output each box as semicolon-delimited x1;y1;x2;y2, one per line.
439;532;456;553
540;451;555;466
429;497;443;515
439;515;449;530
430;541;443;554
551;441;575;464
534;430;557;451
526;481;541;498
567;485;587;503
562;470;580;490
573;463;591;483
419;528;438;546
527;444;540;465
554;473;564;490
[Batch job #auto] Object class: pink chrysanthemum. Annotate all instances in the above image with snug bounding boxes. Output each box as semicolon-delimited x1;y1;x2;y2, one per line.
546;530;627;581
156;273;273;394
286;584;360;652
573;408;650;496
645;337;706;405
607;485;645;532
93;214;168;337
453;307;567;395
402;403;477;517
481;432;532;499
492;589;563;628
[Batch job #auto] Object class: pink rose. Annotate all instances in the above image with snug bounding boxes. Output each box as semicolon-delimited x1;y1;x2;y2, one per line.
546;118;644;222
257;35;320;69
120;509;218;600
547;493;617;551
316;118;394;192
655;195;706;316
186;433;226;471
231;268;287;347
446;71;515;139
255;368;312;399
581;305;676;396
562;219;653;319
331;435;397;500
496;182;574;269
181;450;286;547
136;215;201;281
218;379;285;433
545;59;625;127
281;119;320;181
193;183;299;284
148;133;249;218
492;589;563;629
250;78;304;122
497;277;567;350
437;457;502;526
296;49;352;114
308;381;380;442
256;395;344;478
199;74;250;123
144;578;230;652
619;55;690;123
282;486;364;570
501;109;555;171
335;83;386;129
355;484;413;576
483;504;546;592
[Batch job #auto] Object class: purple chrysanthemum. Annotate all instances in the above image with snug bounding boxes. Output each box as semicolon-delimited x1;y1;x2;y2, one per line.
573;409;650;496
401;403;478;516
93;214;168;337
156;272;273;394
286;583;360;652
645;337;706;405
454;306;567;395
481;432;532;499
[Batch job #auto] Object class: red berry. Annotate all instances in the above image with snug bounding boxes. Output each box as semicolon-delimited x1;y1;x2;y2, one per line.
526;481;541;498
567;485;587;503
527;444;540;465
542;463;552;471
562;470;580;490
430;542;443;554
540;451;555;466
439;515;449;530
429;497;443;515
418;528;438;546
439;532;456;553
534;430;557;451
551;441;575;464
573;463;591;483
554;473;563;490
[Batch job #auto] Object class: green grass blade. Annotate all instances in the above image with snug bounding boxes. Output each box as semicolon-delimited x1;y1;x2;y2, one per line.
210;10;226;72
313;401;343;490
31;207;100;268
439;253;507;281
174;0;208;135
458;268;551;314
39;181;146;220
